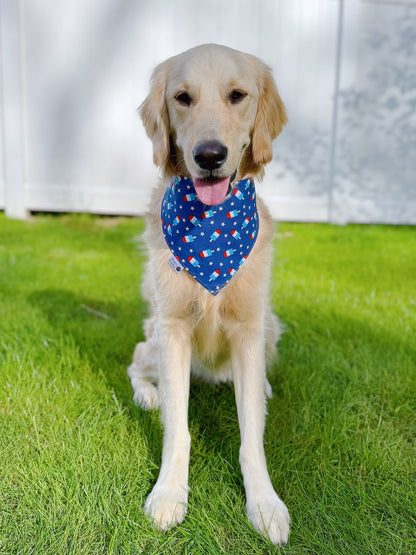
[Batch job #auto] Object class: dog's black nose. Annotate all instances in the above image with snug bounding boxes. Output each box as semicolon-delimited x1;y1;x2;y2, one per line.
193;141;228;171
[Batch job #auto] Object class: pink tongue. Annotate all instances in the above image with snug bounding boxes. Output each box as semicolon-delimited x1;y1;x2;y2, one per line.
193;177;230;206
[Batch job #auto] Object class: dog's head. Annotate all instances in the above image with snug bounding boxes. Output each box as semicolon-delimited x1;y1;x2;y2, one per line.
140;44;286;205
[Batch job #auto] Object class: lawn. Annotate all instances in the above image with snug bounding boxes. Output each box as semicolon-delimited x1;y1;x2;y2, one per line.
0;213;415;554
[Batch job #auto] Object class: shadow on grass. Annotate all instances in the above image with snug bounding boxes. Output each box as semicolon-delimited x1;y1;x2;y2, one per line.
28;288;144;383
27;288;163;441
27;287;242;472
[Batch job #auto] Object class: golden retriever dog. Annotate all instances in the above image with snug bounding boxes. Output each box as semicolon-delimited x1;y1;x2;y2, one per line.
128;44;290;545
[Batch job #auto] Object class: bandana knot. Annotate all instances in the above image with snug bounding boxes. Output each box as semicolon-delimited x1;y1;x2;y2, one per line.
161;176;259;295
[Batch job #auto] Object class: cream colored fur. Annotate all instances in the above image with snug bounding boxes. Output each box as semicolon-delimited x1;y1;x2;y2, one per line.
128;44;290;545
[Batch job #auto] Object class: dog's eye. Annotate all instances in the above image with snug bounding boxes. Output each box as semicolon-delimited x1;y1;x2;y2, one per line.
175;92;192;107
229;90;247;104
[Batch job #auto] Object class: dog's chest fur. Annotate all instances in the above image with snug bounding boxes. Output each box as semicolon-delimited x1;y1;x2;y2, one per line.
142;179;275;380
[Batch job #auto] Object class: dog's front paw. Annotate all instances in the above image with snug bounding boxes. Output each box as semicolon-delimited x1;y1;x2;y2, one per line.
247;491;290;545
144;482;189;530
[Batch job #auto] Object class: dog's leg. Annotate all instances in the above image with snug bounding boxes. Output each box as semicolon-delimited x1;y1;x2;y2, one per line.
144;319;191;530
128;341;159;410
231;325;290;545
128;318;161;410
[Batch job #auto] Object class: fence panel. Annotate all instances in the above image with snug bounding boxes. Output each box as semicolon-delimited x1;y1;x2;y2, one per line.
333;0;416;224
1;0;415;223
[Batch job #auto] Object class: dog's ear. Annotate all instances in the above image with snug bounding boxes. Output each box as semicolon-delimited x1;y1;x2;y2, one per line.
251;64;287;166
139;61;171;167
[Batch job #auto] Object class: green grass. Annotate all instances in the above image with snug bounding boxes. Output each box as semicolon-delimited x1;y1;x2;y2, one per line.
0;213;415;554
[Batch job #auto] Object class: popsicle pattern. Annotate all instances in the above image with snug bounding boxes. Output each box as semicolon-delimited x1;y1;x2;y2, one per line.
161;176;259;295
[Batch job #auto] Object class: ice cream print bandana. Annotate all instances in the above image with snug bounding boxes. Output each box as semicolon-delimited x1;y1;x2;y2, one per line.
161;176;259;295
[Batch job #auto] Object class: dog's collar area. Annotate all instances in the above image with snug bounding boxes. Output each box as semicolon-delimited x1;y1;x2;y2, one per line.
161;176;259;295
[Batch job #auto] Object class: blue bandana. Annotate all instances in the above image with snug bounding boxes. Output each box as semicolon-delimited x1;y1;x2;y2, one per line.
161;176;259;295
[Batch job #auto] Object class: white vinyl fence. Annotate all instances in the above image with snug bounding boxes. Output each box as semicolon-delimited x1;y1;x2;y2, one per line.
1;0;415;223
